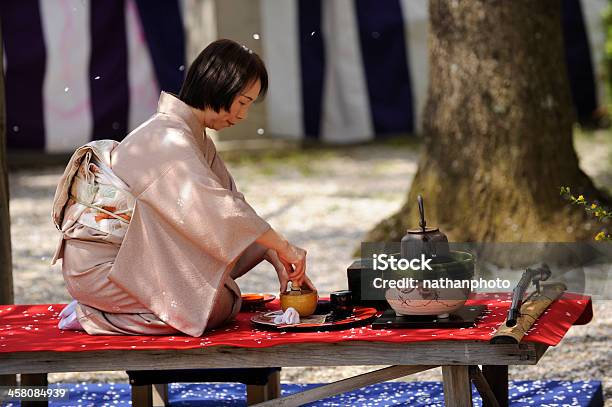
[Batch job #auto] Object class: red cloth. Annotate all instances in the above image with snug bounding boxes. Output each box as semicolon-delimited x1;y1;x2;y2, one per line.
0;293;592;353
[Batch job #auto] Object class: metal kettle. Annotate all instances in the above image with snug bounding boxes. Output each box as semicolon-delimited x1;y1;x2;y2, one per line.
400;195;451;262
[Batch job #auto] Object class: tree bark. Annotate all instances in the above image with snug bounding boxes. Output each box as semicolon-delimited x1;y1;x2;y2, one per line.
0;25;14;304
367;0;606;244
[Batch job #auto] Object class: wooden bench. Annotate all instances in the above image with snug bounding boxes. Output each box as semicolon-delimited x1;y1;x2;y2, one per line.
0;295;592;406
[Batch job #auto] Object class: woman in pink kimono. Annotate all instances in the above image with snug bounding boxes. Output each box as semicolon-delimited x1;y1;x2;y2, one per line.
52;39;315;337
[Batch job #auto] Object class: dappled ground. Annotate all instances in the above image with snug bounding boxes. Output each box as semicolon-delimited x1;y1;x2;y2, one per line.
7;133;611;403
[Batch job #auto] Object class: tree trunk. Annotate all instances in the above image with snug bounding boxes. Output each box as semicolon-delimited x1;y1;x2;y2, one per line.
0;25;14;304
367;0;607;244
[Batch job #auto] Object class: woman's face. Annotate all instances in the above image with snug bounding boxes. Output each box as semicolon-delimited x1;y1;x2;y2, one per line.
206;80;261;130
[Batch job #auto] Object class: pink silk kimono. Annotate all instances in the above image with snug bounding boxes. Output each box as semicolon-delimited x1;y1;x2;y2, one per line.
52;92;271;337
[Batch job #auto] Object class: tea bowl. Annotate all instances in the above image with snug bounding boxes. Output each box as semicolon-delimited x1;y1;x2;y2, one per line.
280;289;318;317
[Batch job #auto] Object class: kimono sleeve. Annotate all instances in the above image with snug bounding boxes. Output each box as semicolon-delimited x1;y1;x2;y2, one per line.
108;157;270;337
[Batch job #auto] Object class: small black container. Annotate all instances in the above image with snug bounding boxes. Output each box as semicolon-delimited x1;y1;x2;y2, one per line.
314;300;332;314
346;260;391;311
330;290;353;318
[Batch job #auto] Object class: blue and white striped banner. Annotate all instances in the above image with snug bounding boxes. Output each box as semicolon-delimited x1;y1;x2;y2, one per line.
1;0;607;150
262;0;607;143
1;0;186;152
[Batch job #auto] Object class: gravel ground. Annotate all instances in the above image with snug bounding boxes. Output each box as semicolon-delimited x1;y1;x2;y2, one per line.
7;136;611;404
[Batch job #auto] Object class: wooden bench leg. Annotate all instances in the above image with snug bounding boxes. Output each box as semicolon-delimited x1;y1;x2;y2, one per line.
469;366;500;407
266;370;281;400
247;383;268;405
131;383;169;407
131;384;153;407
21;373;48;407
247;370;281;405
442;365;473;407
482;365;508;407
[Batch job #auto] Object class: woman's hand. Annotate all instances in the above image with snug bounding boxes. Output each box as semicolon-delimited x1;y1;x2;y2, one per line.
264;248;315;292
256;228;315;292
276;242;307;286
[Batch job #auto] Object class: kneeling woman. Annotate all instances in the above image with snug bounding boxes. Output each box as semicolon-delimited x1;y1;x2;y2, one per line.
51;39;315;337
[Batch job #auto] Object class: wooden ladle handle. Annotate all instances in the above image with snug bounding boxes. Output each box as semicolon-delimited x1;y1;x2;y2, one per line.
289;280;302;293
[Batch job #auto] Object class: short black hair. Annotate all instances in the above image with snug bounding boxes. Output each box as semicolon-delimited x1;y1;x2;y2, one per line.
178;39;268;112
